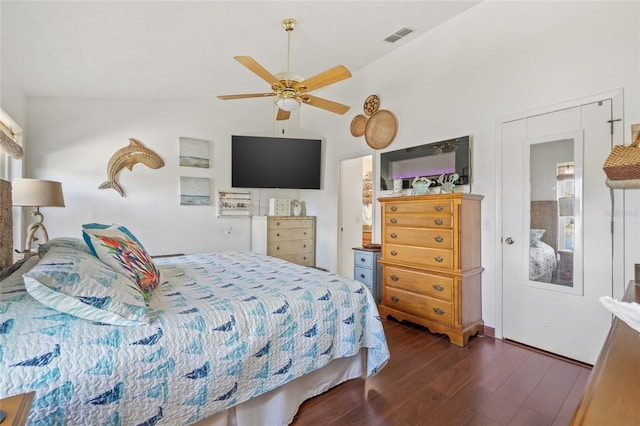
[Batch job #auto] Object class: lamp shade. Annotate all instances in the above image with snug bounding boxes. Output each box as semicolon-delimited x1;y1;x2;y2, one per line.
275;95;301;112
12;178;65;207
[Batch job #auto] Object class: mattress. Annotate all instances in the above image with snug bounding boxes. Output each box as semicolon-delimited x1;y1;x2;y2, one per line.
0;251;389;425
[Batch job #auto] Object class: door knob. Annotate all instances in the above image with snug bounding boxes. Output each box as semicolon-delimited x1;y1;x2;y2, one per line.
505;237;514;245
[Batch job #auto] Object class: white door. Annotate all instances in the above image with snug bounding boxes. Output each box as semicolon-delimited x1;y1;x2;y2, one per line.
502;98;617;364
338;156;368;278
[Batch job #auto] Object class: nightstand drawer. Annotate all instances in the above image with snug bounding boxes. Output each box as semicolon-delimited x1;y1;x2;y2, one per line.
354;266;373;284
354;251;374;268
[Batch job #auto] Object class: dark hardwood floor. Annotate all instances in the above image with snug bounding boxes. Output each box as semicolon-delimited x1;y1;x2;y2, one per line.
292;318;591;426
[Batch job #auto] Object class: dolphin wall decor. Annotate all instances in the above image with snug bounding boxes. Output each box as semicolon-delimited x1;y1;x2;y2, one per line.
99;138;164;197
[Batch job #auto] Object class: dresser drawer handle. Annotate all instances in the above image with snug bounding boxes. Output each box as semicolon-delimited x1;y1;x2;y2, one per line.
434;256;444;263
433;307;445;315
276;222;280;226
434;236;444;243
277;233;280;237
433;284;445;291
360;274;366;279
303;232;307;235
276;246;280;251
391;296;400;303
434;205;444;212
390;250;398;256
390;218;398;224
390;206;398;212
303;245;307;248
360;257;367;263
434;219;443;226
390;275;399;281
390;233;397;239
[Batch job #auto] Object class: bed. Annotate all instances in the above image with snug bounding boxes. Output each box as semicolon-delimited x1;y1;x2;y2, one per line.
529;200;558;282
0;180;390;425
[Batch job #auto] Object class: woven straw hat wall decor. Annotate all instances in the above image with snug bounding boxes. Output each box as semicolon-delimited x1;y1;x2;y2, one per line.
350;95;398;150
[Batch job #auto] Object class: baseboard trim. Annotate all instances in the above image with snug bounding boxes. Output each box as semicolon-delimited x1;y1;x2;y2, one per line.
482;325;495;338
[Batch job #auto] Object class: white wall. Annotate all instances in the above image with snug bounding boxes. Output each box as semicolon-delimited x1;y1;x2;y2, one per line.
302;1;640;328
16;2;640;330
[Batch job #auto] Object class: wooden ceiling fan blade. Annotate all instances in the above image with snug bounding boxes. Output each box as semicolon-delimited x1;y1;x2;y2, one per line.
217;92;276;100
302;95;350;115
276;109;291;121
295;65;352;93
234;56;283;89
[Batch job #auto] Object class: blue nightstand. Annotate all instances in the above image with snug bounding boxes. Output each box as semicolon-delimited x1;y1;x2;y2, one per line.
353;247;381;304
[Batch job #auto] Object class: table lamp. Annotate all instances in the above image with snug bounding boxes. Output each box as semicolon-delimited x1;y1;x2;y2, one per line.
12;178;65;251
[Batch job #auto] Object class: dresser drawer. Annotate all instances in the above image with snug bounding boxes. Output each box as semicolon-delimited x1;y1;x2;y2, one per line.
384;287;453;326
384;244;453;269
384;266;453;300
268;218;314;229
385;227;453;249
384;214;453;229
354;250;374;268
267;239;313;255
278;252;315;267
354;266;373;285
268;227;313;241
385;200;453;215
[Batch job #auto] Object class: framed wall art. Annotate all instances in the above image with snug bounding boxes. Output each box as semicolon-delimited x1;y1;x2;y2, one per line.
179;137;210;168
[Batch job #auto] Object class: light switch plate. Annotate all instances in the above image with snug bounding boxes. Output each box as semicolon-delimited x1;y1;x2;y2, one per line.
269;198;291;216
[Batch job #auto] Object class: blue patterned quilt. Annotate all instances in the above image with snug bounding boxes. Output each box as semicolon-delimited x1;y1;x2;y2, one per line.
0;251;389;425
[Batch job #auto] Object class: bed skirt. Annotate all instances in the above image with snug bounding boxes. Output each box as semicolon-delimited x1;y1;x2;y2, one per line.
192;349;366;426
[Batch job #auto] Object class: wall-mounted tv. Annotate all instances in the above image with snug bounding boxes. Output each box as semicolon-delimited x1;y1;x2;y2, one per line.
232;135;322;189
380;136;471;191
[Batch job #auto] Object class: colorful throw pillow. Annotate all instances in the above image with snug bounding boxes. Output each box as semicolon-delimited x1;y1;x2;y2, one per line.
82;223;161;299
37;237;92;258
530;229;546;248
24;246;148;326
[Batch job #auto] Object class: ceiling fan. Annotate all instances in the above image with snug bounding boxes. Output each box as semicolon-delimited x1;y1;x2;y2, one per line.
217;18;352;121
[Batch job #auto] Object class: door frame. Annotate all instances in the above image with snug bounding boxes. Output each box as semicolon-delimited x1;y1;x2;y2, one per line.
337;151;376;277
494;88;625;339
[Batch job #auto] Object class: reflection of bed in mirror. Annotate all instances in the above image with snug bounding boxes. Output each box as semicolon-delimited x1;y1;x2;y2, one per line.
530;200;558;282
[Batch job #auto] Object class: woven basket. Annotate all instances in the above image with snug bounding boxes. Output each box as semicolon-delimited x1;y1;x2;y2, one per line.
603;133;640;181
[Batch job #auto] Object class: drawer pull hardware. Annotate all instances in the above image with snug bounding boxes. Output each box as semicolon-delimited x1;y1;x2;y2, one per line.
434;236;444;243
390;250;398;256
276;246;280;251
277;233;280;237
390;218;398;224
433;307;445;315
277;222;280;226
391;296;400;303
435;205;444;212
434;256;444;262
360;257;366;263
303;245;306;248
433;284;445;291
360;274;366;279
390;233;397;239
390;275;399;281
434;219;443;226
390;206;398;212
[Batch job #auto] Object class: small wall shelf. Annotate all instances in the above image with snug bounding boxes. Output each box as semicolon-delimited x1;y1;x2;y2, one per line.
217;190;251;218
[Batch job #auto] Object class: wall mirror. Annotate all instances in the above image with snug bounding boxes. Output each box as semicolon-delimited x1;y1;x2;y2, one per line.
379;136;470;191
526;132;583;295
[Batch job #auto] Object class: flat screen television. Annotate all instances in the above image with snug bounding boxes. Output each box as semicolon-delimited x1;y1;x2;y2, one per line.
232;135;322;189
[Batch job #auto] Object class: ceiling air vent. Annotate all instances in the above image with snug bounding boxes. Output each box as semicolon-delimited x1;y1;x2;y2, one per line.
384;27;414;43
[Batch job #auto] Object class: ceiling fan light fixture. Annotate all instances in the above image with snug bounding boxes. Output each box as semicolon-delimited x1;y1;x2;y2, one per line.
275;93;301;111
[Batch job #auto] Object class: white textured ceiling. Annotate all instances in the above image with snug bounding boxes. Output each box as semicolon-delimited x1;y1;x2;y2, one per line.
1;1;479;100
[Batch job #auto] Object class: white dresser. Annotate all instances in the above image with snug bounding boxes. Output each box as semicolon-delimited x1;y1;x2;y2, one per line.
251;216;316;267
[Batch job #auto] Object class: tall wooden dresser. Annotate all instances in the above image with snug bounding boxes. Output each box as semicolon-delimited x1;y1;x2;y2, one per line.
378;193;483;346
251;216;316;267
